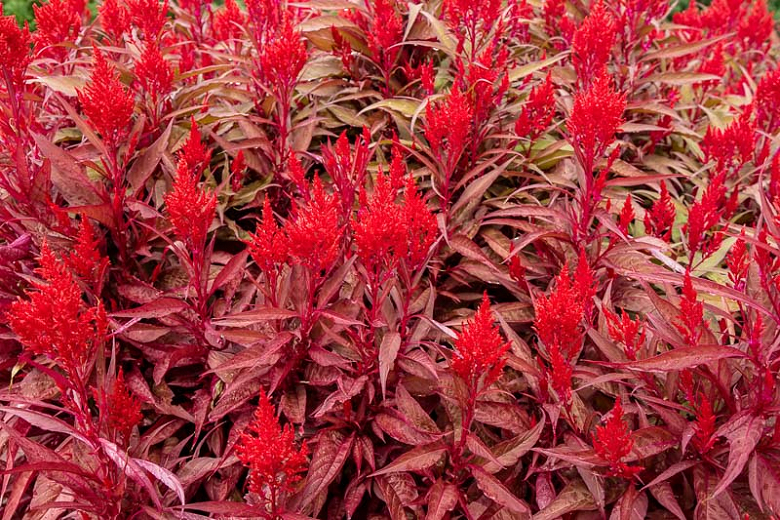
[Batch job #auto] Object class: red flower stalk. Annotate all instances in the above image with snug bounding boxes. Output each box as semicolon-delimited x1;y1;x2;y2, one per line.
457;43;510;127
286;176;343;275
605;308;645;360
105;368;143;444
247;197;289;274
696;43;724;90
7;244;107;376
353;170;406;275
127;0;169;40
644;182;676;241
571;0;616;83
442;0;502;51
179;117;211;177
256;16;307;102
77;49;135;148
544;0;575;43
451;293;510;394
65;217;107;284
322;129;372;217
684;171;731;257
99;0;130;41
738;0;772;53
236;390;308;508
701;108;756;175
618;195;634;235
756;68;780;134
425;88;473;176
32;0;81;60
534;262;590;355
515;72;556;144
135;40;174;104
367;0;403;71
164;156;217;251
692;392;716;454
726;231;749;289
567;72;625;175
0;8;31;85
212;0;246;41
547;341;573;402
592;398;640;478
245;0;284;40
231;150;247;192
401;175;438;269
675;270;704;346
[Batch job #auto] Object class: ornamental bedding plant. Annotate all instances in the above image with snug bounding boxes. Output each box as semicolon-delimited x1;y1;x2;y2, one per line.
2;0;780;519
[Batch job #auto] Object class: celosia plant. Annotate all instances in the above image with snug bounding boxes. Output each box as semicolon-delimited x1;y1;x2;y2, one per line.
1;0;780;517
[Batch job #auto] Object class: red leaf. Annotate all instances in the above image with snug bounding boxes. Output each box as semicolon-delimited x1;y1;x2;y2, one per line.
379;332;402;399
426;479;459;520
597;345;743;373
112;297;189;319
468;464;531;515
370;442;447;477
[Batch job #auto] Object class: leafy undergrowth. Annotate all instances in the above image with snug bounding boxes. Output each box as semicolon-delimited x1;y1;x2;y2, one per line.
1;0;779;518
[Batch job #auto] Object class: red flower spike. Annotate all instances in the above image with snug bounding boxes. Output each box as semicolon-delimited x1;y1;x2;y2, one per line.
0;8;32;85
515;73;556;143
212;0;246;41
402;175;437;269
256;16;307;101
32;0;81;60
568;72;626;175
593;398;640;478
389;136;407;190
367;0;403;68
572;0;616;83
245;0;284;39
738;0;772;52
353;170;406;274
605;308;645;360
726;230;749;288
756;69;780;134
509;255;525;284
99;0;130;40
693;393;716;454
286;176;343;275
534;263;586;356
701;108;756;175
66;217;106;283
548;341;573;401
442;0;502;48
618;195;634;235
451;293;511;394
135;40;174;102
247;197;289;274
77;49;135;147
127;0;169;40
684;171;729;257
164;157;217;250
106;368;143;444
7;244;107;376
425;88;473;171
675;271;704;346
322;129;372;215
231;150;247;192
179;117;211;177
286;151;309;196
236;390;308;502
644;182;676;242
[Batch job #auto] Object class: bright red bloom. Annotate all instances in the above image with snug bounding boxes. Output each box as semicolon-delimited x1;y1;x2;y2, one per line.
7;244;107;376
65;217;106;284
738;0;773;52
701;108;756;175
605;308;645;360
643;182;675;242
32;0;81;60
179;117;212;176
452;293;511;394
593;398;640;478
354;170;406;274
231;150;247;192
726;231;749;289
322;129;372;217
106;368;143;444
425;88;473;172
457;43;510;127
367;0;403;69
286;176;343;275
568;73;625;174
684;171;731;257
244;0;283;39
0;7;31;84
547;341;573;401
236;390;308;501
402;175;438;268
135;41;173;103
127;0;169;40
515;73;556;143
618;195;634;235
442;0;502;50
247;197;289;273
212;0;246;41
571;0;616;82
164;157;217;250
256;16;307;101
77;49;135;147
534;263;590;355
755;69;780;134
99;0;130;40
692;392;716;454
696;43;724;90
675;270;704;346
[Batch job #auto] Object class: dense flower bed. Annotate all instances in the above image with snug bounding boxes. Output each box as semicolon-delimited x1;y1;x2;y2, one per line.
1;0;779;518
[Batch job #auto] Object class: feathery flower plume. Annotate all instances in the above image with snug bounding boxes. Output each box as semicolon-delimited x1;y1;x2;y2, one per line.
692;392;716;454
568;72;625;175
0;8;31;85
247;197;289;274
127;0;169;40
105;368;143;444
701;108;756;175
442;0;502;51
135;40;174;104
231;150;247;192
605;308;645;360
425;88;473;174
32;0;81;60
322;129;372;217
756;68;780;134
256;16;307;101
99;0;130;40
179;117;211;176
212;0;246;41
515;73;556;143
402;175;438;269
675;270;704;346
353;170;406;274
452;293;511;394
571;0;616;82
592;398;640;478
286;176;343;275
66;217;107;284
7;244;107;376
236;390;308;504
164;157;217;250
367;0;403;70
644;182;676;241
618;195;634;235
78;49;135;148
